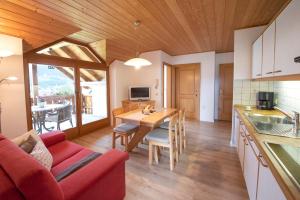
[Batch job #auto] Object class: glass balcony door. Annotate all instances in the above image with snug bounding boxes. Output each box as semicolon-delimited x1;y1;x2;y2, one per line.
28;63;76;134
79;68;107;125
27;63;109;135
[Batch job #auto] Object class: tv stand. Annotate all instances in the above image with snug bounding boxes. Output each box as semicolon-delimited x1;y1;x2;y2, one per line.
122;99;155;112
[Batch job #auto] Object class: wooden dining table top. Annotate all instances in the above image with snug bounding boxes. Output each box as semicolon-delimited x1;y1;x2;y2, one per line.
116;108;177;127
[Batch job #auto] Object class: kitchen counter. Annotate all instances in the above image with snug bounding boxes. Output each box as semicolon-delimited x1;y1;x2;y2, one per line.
234;105;300;200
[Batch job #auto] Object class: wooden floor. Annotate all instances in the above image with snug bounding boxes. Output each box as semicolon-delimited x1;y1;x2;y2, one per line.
72;120;249;200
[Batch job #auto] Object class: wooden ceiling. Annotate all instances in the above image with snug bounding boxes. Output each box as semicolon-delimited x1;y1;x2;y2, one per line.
2;0;290;63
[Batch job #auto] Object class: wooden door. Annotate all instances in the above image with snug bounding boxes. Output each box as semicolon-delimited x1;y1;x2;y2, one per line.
175;64;200;119
218;63;233;121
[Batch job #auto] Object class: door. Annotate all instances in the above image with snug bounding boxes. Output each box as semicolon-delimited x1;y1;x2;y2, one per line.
218;63;233;121
163;63;173;108
252;36;263;79
262;22;275;77
275;0;300;76
175;64;200;119
257;156;286;200
28;63;77;135
243;136;259;200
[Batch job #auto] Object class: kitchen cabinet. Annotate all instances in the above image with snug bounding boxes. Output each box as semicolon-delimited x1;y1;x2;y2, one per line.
256;154;286;200
243;134;259;200
235;115;287;200
274;0;300;76
252;36;263;79
237;122;245;171
262;22;275;77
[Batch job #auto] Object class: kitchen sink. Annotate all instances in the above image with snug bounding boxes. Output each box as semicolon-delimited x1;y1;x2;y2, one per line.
264;142;300;190
244;113;300;138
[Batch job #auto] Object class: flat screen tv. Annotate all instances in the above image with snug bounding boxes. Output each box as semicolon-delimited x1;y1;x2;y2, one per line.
129;86;151;101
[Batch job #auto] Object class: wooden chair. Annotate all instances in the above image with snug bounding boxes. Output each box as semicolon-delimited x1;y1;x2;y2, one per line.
160;110;186;154
146;114;179;171
112;107;139;151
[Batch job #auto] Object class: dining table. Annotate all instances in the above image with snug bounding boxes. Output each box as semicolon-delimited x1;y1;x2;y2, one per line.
115;108;177;152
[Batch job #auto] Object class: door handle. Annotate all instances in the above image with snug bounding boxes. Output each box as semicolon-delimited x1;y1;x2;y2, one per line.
265;71;273;75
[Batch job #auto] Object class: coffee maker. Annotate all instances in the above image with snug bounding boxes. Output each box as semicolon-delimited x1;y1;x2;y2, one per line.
256;92;274;110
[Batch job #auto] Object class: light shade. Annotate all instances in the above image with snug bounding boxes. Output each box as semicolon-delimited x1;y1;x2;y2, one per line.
5;76;18;81
0;49;14;57
124;57;152;69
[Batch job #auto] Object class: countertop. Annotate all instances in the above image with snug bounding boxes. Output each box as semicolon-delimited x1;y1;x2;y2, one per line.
234;105;300;200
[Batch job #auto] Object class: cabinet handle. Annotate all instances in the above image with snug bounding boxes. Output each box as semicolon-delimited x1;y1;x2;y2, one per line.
246;134;254;141
258;154;268;167
265;71;273;75
256;73;262;77
273;70;282;73
240;130;246;138
243;138;248;145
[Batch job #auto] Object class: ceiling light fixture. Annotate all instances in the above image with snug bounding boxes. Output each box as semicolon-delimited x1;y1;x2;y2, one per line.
0;76;18;84
124;20;152;69
0;49;13;58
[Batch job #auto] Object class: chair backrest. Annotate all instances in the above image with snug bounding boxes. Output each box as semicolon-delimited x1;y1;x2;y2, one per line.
58;104;72;122
112;107;124;127
168;113;179;143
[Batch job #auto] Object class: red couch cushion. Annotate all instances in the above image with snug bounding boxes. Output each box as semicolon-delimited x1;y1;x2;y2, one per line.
0;138;64;200
40;131;66;147
48;140;84;166
0;134;5;141
51;148;94;177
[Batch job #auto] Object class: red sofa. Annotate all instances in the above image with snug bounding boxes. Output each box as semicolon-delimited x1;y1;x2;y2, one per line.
0;131;129;200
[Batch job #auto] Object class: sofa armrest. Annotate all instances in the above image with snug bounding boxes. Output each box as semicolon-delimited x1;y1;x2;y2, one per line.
40;131;66;147
59;149;129;200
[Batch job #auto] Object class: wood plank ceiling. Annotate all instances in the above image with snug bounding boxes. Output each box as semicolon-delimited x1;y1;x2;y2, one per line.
1;0;289;63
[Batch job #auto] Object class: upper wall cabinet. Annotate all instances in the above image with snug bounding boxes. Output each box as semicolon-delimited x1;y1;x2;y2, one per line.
252;36;262;79
275;0;300;76
262;22;275;77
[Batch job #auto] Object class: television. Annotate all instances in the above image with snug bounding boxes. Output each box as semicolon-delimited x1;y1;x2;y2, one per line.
129;86;151;101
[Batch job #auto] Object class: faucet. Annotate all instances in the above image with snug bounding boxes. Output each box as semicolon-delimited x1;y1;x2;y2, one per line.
292;111;300;135
274;106;300;136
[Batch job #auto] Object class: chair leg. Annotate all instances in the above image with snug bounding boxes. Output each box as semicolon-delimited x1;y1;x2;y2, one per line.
149;143;153;165
70;119;73;127
124;135;129;152
169;146;174;171
183;126;186;149
154;146;159;164
120;136;124;145
112;132;116;149
179;128;183;154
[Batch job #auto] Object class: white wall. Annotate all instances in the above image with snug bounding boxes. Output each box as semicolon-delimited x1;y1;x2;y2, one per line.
0;34;27;138
110;50;216;122
214;52;234;119
234;26;266;80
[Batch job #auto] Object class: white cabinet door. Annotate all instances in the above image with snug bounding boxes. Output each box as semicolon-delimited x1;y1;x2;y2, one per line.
238;124;245;171
257;155;286;200
243;136;259;200
252;36;263;79
262;22;275;77
275;0;300;76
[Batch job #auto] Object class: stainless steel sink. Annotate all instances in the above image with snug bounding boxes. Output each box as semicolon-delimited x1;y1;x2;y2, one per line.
265;142;300;190
244;113;300;138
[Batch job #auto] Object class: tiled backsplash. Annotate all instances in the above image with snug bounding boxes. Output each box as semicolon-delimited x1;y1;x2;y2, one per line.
233;80;300;113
